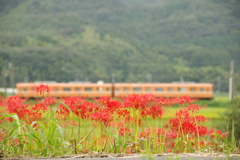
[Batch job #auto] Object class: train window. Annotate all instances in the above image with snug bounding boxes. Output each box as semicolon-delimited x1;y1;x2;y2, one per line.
134;87;141;91
124;87;129;91
115;87;120;91
24;87;28;91
190;87;196;91
106;87;110;91
168;87;174;91
85;87;92;91
156;87;163;91
178;87;186;91
75;87;81;91
63;87;71;91
146;87;151;91
200;88;205;91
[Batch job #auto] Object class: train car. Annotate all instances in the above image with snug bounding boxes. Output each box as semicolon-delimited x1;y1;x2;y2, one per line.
16;82;214;99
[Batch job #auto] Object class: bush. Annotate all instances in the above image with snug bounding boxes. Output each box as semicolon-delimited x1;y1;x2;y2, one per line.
221;97;240;145
0;92;6;98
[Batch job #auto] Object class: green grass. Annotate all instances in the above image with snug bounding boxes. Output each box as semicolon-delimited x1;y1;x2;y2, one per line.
161;93;231;128
163;107;226;119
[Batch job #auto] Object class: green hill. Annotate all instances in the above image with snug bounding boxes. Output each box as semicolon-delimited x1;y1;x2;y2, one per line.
0;0;240;91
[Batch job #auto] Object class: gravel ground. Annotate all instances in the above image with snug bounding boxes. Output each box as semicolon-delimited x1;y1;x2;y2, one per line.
1;153;240;160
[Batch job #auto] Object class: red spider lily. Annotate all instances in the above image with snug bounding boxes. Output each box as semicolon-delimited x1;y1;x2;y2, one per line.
61;120;78;127
0;115;6;124
82;101;98;113
13;107;43;125
5;95;29;119
0;130;7;143
118;127;131;136
178;96;198;104
187;104;200;113
123;94;156;110
124;116;142;126
32;103;48;111
169;118;181;129
43;97;56;106
194;115;206;122
156;128;165;136
139;128;151;139
169;102;209;138
117;122;124;128
90;110;113;126
165;130;177;139
156;97;169;107
5;99;43;125
140;105;163;119
105;100;122;113
199;141;205;147
64;96;84;107
95;97;122;113
95;96;111;105
26;111;43;125
195;125;208;136
57;97;96;119
56;105;70;119
72;102;92;119
77;101;98;119
14;138;19;146
116;109;130;118
175;109;189;118
35;83;50;95
209;129;229;139
168;97;180;106
8;137;20;147
181;121;197;135
148;105;163;119
109;122;125;128
170;116;198;136
6;95;27;111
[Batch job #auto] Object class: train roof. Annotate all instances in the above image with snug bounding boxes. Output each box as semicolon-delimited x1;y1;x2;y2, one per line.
16;82;213;87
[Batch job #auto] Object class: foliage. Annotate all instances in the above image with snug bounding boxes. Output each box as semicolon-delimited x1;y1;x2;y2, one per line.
218;78;240;145
0;0;240;91
219;98;240;146
0;92;6;98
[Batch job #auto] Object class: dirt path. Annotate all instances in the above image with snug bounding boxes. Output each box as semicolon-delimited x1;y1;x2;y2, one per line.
2;153;240;160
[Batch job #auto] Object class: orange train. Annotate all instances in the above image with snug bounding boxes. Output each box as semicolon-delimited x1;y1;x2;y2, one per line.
16;82;214;100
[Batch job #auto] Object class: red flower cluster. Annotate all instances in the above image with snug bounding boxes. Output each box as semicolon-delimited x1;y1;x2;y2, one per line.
0;84;231;154
118;127;131;136
169;103;208;137
0;95;42;124
35;83;50;95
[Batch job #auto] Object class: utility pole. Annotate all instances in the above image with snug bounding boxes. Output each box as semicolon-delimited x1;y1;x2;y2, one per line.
180;75;184;83
146;74;152;83
229;60;234;100
2;67;8;97
217;76;221;93
8;62;14;95
8;62;15;95
111;73;115;98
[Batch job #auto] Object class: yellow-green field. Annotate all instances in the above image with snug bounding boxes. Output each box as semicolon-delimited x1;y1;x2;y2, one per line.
163;107;226;119
162;93;231;128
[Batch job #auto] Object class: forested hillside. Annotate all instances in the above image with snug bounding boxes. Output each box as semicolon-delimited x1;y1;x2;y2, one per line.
0;0;240;91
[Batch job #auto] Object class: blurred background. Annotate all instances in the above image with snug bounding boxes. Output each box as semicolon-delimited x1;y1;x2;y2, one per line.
0;0;240;94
